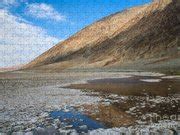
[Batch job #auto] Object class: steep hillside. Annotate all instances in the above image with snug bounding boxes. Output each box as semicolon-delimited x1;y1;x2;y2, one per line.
24;0;180;72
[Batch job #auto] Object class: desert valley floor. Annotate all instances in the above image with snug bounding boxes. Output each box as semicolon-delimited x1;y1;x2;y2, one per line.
0;70;180;134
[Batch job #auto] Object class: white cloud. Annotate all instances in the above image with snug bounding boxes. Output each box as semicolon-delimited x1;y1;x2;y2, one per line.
0;9;61;67
26;3;66;22
1;0;17;5
0;0;19;9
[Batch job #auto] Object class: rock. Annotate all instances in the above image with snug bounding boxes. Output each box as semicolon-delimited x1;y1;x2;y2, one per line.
0;133;7;135
58;129;72;135
25;132;33;135
139;128;149;135
53;119;61;129
119;127;129;134
25;128;32;132
12;131;24;135
40;112;49;118
64;125;73;129
13;125;24;131
63;106;70;112
161;129;174;135
70;130;78;135
28;124;36;130
149;131;159;135
175;126;180;134
34;127;47;135
79;125;88;130
0;105;4;111
46;126;57;135
129;107;136;111
30;118;37;123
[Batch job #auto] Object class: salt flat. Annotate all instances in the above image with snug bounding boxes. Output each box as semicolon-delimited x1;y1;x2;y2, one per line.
0;71;179;134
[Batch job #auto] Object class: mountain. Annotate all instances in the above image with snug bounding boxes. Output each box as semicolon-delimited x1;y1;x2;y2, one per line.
23;0;180;72
0;65;23;72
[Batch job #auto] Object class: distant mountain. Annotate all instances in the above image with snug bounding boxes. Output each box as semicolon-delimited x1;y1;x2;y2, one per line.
0;65;23;72
23;0;180;72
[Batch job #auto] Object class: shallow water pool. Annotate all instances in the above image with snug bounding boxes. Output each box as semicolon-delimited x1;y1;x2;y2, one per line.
49;107;105;133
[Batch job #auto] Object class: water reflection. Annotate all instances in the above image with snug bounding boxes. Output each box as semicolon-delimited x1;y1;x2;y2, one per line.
49;107;105;133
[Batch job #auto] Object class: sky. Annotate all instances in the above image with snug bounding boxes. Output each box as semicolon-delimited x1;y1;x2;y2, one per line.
0;0;151;67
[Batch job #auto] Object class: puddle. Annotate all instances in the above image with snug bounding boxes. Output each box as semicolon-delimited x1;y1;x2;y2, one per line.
49;107;105;133
66;76;180;96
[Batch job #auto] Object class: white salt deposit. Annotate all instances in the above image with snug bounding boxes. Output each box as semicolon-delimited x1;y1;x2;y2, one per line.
88;121;179;135
130;72;164;77
140;79;162;82
0;85;101;125
161;75;180;79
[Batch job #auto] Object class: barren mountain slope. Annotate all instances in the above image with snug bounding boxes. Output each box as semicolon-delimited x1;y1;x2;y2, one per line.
24;0;180;71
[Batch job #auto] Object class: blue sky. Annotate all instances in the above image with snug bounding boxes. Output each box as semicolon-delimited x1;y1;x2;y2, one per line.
0;0;151;67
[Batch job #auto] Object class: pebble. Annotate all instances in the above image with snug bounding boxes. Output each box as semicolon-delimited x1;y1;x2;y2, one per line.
79;125;88;130
0;133;7;135
129;107;136;111
24;132;33;135
12;132;24;135
13;125;24;131
58;129;72;134
0;105;4;111
53;119;61;129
